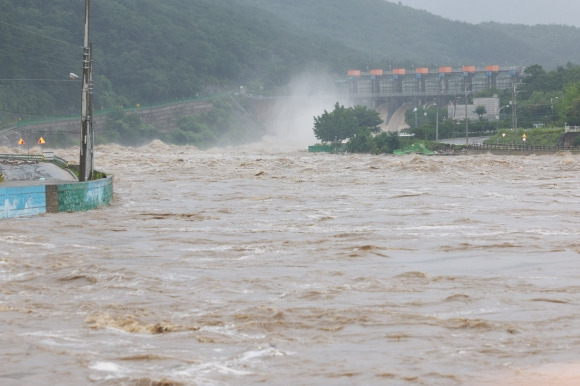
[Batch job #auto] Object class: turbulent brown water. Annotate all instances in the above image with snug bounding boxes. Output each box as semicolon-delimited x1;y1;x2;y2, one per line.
1;140;580;385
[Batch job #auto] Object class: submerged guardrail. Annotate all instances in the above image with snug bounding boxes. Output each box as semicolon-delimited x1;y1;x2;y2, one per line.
467;144;580;153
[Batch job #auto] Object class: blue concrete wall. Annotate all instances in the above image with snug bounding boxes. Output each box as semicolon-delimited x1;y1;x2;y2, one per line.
1;185;46;218
0;175;113;219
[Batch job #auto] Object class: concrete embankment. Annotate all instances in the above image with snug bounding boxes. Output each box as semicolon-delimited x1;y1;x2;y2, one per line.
1;158;113;219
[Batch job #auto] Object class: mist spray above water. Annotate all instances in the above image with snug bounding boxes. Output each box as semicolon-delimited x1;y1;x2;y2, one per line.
262;71;345;150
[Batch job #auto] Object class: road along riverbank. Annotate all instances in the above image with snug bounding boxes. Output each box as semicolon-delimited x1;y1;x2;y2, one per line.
1;154;113;219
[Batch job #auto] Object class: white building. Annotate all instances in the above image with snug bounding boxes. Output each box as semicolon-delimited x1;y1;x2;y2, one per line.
448;96;500;121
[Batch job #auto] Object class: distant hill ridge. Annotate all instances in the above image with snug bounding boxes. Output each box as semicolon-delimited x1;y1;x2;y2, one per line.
235;0;580;69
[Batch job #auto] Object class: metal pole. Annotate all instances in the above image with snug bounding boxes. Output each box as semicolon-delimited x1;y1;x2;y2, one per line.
79;0;93;181
496;114;499;145
465;84;469;145
512;82;519;131
89;42;94;175
512;83;516;130
435;99;439;141
414;108;418;128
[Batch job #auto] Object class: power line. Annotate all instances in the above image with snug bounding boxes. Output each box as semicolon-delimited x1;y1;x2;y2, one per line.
0;48;80;70
0;79;80;82
0;27;81;54
0;30;81;70
0;20;82;48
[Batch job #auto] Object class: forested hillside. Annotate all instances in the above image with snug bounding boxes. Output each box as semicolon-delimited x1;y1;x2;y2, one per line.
479;22;580;66
0;0;367;121
1;0;580;146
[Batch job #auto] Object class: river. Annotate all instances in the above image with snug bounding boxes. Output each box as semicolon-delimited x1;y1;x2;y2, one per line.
1;140;579;385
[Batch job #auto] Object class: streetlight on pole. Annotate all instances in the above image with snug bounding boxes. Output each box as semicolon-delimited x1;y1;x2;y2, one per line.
465;84;469;145
423;103;438;141
435;101;439;141
511;81;521;131
436;81;440;141
496;105;509;144
551;96;559;123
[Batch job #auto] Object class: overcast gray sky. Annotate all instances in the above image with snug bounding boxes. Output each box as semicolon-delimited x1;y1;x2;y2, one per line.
395;0;580;27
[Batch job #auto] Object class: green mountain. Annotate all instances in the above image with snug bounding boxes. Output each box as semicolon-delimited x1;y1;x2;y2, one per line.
1;0;579;123
0;0;367;121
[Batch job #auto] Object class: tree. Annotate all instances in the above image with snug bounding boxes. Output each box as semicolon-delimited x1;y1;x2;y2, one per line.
313;102;354;143
313;102;383;143
558;81;580;125
565;97;580;125
475;105;487;120
104;106;160;146
346;128;376;153
373;131;400;153
350;105;383;135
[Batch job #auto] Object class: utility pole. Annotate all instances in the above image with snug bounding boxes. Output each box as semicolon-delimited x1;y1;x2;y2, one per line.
79;0;94;181
435;81;440;141
511;81;521;131
464;82;470;145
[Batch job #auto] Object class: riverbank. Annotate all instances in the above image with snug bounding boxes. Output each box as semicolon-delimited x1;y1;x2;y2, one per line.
1;154;113;219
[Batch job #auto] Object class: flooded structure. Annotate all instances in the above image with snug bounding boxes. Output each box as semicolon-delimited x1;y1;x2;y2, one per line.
0;154;113;219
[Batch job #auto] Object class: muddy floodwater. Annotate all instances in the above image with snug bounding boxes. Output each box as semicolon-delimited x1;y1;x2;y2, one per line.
1;141;579;385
